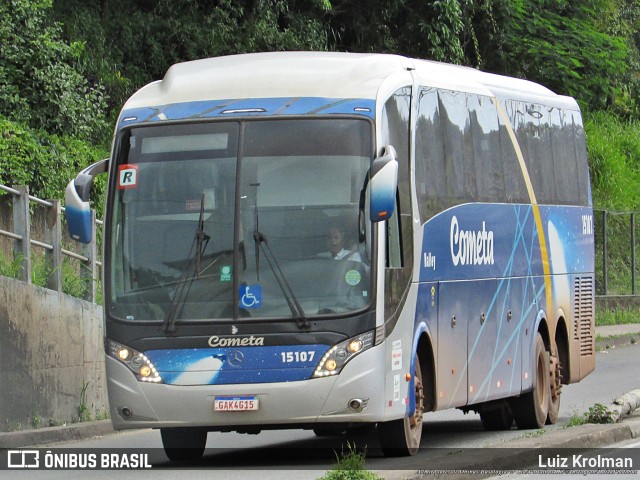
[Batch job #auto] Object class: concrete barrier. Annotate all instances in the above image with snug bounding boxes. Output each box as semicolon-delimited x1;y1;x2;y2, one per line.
0;275;106;432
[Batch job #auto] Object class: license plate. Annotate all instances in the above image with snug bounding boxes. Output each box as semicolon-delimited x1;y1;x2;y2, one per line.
214;396;259;412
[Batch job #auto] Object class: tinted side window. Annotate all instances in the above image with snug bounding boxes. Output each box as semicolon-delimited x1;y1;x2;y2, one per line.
504;99;588;206
571;111;591;205
468;95;505;203
415;87;447;221
416;89;521;222
439;90;473;204
498;99;530;204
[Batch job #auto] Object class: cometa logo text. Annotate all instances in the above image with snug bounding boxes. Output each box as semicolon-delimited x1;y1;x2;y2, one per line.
208;335;265;347
450;216;495;266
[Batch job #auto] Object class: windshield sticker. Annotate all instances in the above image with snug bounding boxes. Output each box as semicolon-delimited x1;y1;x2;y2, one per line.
185;199;201;211
239;284;262;309
220;265;232;282
118;164;138;189
345;269;361;286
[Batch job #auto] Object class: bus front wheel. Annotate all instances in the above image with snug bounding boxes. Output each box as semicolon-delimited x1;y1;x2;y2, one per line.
379;357;424;456
509;333;550;429
160;427;207;462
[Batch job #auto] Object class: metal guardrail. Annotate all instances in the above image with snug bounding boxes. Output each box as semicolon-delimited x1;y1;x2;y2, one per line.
0;184;102;303
594;208;640;299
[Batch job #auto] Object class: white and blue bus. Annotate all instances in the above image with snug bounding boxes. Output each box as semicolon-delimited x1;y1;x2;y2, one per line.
65;52;595;459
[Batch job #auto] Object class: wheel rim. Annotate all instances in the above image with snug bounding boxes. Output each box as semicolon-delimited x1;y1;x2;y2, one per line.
535;339;550;423
536;351;546;406
406;359;424;445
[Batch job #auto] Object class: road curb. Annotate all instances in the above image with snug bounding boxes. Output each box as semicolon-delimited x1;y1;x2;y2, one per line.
0;420;113;449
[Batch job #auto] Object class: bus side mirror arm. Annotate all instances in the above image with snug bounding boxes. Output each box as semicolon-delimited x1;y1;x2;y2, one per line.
65;158;109;243
369;145;398;223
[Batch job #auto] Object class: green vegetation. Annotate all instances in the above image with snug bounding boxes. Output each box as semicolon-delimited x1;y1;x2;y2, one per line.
318;443;383;480
518;428;545;439
586;111;640;211
596;306;640;326
565;410;588;428
0;251;99;301
565;403;617;427
0;0;639;211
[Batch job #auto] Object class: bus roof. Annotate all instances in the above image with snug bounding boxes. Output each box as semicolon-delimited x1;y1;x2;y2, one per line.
123;51;577;111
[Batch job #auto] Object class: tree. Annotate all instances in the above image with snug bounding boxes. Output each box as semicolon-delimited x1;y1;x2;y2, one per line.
0;0;108;141
492;0;629;110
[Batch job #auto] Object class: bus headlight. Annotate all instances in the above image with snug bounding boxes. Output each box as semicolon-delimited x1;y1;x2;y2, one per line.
313;331;374;378
107;339;162;383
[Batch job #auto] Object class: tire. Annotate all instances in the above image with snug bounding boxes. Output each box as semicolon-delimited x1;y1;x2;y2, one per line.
509;333;550;429
379;356;424;457
161;427;207;462
480;403;514;431
546;350;562;425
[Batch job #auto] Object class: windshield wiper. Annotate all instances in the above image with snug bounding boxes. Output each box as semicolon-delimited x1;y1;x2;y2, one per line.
163;193;210;334
253;230;309;330
195;194;211;276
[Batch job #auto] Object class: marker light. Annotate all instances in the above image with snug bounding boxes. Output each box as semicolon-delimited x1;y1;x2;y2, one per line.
313;331;374;378
117;347;131;361
108;339;162;383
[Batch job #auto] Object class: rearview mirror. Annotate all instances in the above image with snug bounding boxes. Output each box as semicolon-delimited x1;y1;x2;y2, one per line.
369;146;398;222
65;158;109;243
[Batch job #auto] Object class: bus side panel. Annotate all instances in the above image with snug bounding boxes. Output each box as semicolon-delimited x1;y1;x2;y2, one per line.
466;277;523;405
435;281;469;409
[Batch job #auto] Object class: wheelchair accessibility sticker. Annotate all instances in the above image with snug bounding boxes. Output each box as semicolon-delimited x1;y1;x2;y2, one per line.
240;284;262;309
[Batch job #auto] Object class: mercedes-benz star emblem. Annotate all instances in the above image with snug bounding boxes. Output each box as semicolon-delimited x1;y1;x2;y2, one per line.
227;350;244;367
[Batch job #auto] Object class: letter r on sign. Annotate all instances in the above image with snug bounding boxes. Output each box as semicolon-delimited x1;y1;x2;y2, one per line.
118;164;138;189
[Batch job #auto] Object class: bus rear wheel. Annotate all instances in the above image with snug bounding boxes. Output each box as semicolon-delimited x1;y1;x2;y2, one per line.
379;357;424;457
509;333;550;429
160;427;207;462
546;350;562;425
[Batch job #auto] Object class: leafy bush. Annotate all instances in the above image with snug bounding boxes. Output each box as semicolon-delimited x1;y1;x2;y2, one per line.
584;403;616;424
585;110;640;211
496;0;630;111
0;116;107;211
0;0;109;142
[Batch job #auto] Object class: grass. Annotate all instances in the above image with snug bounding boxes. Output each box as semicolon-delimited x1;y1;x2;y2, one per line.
596;306;640;326
318;443;383;480
519;428;545;439
0;250;101;303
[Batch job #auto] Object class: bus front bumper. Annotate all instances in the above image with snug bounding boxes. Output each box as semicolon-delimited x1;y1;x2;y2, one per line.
106;344;386;430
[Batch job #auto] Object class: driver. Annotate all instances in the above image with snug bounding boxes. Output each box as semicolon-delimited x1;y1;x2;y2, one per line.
319;225;361;262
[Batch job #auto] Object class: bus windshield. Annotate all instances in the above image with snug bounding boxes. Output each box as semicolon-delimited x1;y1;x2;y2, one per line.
108;118;373;322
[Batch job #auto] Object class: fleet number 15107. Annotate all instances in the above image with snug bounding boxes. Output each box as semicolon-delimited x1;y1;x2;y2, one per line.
281;351;315;363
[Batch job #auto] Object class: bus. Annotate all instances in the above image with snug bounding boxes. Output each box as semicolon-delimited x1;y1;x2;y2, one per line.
65;52;595;460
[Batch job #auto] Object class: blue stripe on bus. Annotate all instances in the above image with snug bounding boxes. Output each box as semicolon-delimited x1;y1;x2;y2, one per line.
118;97;376;129
144;344;330;385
